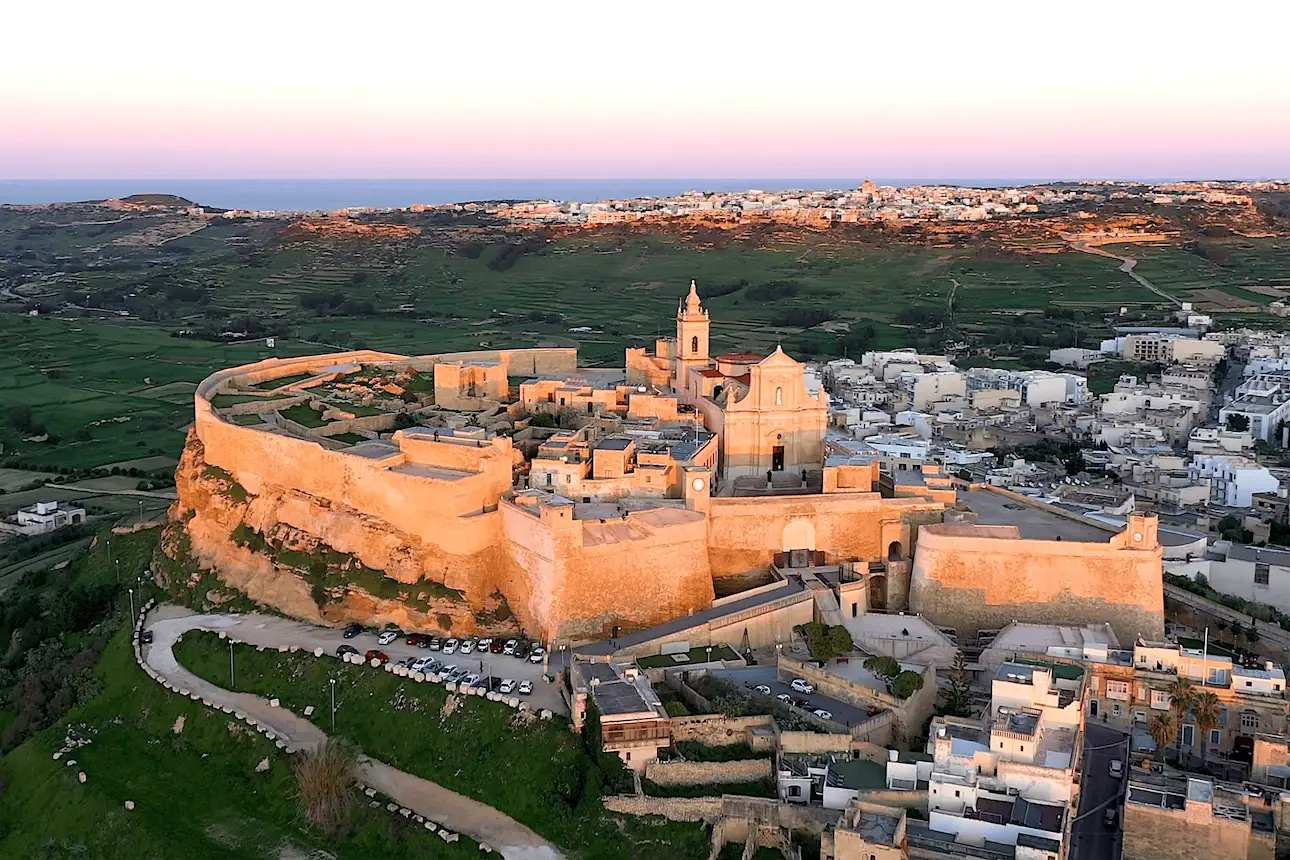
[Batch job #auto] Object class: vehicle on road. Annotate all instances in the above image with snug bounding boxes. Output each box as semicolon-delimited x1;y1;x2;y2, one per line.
427;637;441;651
790;678;815;695
139;630;154;645
377;631;399;646
442;638;459;654
812;709;833;720
342;623;363;639
460;639;476;655
1109;759;1124;779
753;684;772;695
529;646;545;664
365;650;389;664
1104;807;1118;828
336;644;358;657
503;639;518;655
499;679;517;694
776;693;792;704
490;639;505;654
518;680;533;695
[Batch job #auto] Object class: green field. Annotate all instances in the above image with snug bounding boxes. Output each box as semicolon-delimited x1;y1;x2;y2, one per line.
174;631;712;860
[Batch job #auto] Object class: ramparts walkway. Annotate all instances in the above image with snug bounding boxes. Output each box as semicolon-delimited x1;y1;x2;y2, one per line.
141;606;562;860
1163;582;1290;659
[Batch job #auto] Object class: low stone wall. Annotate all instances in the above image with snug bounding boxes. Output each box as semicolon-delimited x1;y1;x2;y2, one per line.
602;795;722;822
645;758;772;787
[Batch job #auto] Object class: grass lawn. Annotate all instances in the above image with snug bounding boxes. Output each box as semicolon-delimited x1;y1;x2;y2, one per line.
253;372;315;390
278;403;331;428
329;431;367;444
637;645;741;669
173;632;711;860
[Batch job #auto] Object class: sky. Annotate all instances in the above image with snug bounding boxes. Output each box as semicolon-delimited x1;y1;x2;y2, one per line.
3;0;1289;181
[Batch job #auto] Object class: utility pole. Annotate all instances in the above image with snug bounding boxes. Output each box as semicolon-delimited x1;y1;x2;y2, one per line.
330;678;337;733
128;587;135;622
229;640;235;688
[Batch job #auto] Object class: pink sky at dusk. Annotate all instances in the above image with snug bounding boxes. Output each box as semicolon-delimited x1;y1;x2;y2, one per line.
3;1;1288;180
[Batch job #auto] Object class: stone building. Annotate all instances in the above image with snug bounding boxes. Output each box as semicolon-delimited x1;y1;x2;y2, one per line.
1122;775;1276;860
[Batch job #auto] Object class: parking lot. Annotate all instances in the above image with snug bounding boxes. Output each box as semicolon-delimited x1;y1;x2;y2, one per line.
186;613;569;716
710;666;882;729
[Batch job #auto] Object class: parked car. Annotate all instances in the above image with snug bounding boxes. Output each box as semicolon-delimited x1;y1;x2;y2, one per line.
503;639;518;655
460;639;476;655
528;646;546;664
490;639;505;654
461;672;481;688
138;629;154;645
776;693;792;704
812;709;833;721
444;667;466;682
406;634;426;647
499;679;517;694
1104;807;1118;828
790;678;815;695
365;650;389;664
1109;759;1124;779
336;644;359;657
442;638;459;655
342;623;363;639
476;638;493;651
514;641;531;659
377;631;399;646
753;684;772;695
518;680;533;696
411;657;435;673
427;637;441;651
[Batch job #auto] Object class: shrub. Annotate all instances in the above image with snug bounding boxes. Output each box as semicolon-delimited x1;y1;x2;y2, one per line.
794;622;854;663
892;670;925;700
863;655;901;678
293;740;360;833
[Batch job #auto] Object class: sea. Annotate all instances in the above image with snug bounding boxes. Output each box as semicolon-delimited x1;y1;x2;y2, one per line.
0;178;1050;212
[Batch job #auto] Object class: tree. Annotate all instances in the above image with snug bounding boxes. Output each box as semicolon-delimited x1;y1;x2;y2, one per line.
1147;712;1177;763
892;671;925;700
940;651;973;717
1226;414;1250;432
1168;677;1195;761
1194;691;1221;765
794;623;854;664
863;655;901;679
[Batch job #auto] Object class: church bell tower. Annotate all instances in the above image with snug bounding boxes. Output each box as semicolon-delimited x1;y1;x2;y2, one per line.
675;280;710;390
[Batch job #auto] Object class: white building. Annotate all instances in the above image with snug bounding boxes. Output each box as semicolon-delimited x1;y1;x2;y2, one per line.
1189;454;1280;507
1205;544;1290;618
14;500;87;534
1221;374;1290;443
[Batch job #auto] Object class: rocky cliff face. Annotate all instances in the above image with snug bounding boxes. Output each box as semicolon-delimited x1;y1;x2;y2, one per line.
166;430;517;635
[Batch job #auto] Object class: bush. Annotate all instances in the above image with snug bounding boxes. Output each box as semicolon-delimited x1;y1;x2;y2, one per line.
863;655;901;678
794;622;854;663
293;740;360;833
892;670;925;700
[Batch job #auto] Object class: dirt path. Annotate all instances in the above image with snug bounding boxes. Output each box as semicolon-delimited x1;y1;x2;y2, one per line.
1066;237;1183;307
142;607;563;860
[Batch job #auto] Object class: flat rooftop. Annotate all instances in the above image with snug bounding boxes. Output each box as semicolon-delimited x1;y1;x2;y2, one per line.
958;488;1114;542
986;623;1117;653
849;807;900;846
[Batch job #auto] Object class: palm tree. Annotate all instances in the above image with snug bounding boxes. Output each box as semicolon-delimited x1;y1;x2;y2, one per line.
1194;691;1221;765
1148;712;1177;764
1168;677;1195;762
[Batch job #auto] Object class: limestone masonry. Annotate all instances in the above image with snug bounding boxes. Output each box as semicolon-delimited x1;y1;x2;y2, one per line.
170;283;1165;642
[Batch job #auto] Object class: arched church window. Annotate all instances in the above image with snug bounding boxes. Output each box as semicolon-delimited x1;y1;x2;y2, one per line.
691;336;698;354
775;387;783;405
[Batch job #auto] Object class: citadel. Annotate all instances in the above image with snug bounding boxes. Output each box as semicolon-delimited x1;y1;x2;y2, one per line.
175;282;1165;647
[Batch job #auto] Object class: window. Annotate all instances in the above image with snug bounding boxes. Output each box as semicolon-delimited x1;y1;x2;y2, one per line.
1256;563;1271;586
1106;680;1130;701
1112;703;1121;716
1150;690;1170;710
690;336;698;354
1242;712;1260;731
851;602;858;618
1090;700;1099;717
789;785;802;798
775;387;783;405
625;752;631;761
1182;724;1195;746
545;473;552;486
954;790;960;798
1211;729;1222;746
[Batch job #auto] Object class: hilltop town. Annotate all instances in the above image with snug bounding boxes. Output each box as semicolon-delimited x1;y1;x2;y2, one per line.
4;184;1290;860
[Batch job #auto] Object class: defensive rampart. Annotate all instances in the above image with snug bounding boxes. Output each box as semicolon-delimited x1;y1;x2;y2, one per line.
908;515;1165;643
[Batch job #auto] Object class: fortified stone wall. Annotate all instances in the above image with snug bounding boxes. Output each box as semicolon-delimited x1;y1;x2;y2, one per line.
909;517;1165;643
644;758;772;787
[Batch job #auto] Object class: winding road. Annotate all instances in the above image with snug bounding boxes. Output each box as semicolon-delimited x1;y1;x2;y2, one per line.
141;606;563;860
1066;236;1183;308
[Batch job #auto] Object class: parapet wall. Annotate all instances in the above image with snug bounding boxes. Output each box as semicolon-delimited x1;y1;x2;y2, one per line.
909;520;1165;643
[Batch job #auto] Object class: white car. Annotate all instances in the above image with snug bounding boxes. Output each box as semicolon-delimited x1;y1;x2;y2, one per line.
776;693;792;704
790;678;815;695
1109;759;1124;779
442;638;459;655
753;684;772;695
377;630;399;646
529;646;546;664
411;657;435;673
477;637;493;651
812;709;832;721
460;639;476;655
499;679;517;694
460;672;481;688
503;639;518;655
518;680;533;695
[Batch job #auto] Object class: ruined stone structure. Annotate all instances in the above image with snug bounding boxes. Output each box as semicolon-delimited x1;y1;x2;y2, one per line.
172;283;1165;645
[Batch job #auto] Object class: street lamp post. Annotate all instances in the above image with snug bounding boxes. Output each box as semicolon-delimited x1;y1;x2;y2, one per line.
330;678;337;733
229;640;235;688
706;645;713;665
128;587;135;621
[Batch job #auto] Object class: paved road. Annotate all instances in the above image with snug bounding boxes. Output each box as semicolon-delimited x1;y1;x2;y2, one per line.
711;665;878;729
143;606;563;860
1071;723;1128;860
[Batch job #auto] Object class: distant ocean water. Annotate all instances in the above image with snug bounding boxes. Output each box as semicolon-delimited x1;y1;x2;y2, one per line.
0;178;1051;211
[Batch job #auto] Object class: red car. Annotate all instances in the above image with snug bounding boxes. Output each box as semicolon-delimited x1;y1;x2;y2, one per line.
406;634;426;647
365;649;389;664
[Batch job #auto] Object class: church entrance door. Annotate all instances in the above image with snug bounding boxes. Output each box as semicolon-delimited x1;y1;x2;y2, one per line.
771;445;785;471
